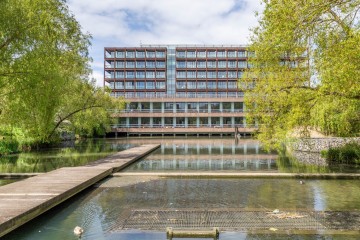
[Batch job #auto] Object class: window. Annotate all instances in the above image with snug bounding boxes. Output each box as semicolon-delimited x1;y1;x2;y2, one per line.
207;71;216;78
176;71;186;78
197;71;206;78
146;61;155;68
199;117;208;125
207;61;216;68
228;61;237;68
126;51;135;58
199;103;208;112
218;82;227;89
187;61;196;68
228;81;237;89
176;82;186;89
234;102;243;111
188;117;197;125
115;82;124;89
156;61;165;68
197;51;206;58
156;81;166;89
176;51;186;58
126;61;135;68
116;51;125;58
136;71;145;79
217;51;226;57
106;71;114;79
146;81;155;89
136;51;145;58
218;61;226;68
176;61;186;68
146;71;155;78
187;51;196;58
108;82;115;89
136;81;145;89
197;81;206;89
218;71;227;78
238;71;244;78
136;61;145;68
187;71;196;78
187;103;197;111
156;51;165;58
228;51;237;58
115;71;124;78
238;61;247;68
197;61;206;68
125;81;134;89
126;71;134;78
187;81;196;89
116;61;125;68
146;51;155;58
238;51;247;57
156;71;165;78
208;82;216;89
208;51;216;58
228;71;237;78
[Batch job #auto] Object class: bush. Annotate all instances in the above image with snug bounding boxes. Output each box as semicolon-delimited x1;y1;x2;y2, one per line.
323;143;360;164
0;139;20;155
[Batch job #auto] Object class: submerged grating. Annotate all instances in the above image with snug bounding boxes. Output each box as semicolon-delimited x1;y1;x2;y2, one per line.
109;209;360;232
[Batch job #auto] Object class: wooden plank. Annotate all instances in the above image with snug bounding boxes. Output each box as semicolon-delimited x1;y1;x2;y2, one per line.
0;144;159;237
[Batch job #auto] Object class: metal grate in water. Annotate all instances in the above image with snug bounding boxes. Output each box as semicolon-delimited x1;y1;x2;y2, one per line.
110;209;339;231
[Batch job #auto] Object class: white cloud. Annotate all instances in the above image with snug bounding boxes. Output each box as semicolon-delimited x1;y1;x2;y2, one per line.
67;0;263;86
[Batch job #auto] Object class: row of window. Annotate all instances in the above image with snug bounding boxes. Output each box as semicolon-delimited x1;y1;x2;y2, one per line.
105;71;166;79
109;81;166;90
176;81;238;89
127;102;243;110
176;71;243;78
176;50;250;58
120;117;244;125
107;50;166;58
176;60;248;68
105;61;166;68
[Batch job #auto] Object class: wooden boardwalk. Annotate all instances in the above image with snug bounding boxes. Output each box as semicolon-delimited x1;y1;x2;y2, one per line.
0;144;160;237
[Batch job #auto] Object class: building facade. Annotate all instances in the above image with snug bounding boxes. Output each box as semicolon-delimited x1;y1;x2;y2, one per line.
104;45;255;136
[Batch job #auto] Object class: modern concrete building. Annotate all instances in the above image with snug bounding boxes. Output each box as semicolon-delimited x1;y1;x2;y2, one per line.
104;45;256;136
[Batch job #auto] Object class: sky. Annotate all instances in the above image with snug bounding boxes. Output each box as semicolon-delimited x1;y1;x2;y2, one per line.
67;0;263;86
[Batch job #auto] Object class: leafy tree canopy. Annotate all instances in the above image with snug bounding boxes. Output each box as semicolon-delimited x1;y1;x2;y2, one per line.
242;0;360;149
0;0;123;146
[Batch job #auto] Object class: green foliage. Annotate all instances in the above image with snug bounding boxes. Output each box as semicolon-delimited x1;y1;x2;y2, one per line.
0;139;19;155
322;143;360;164
242;0;360;148
0;0;124;146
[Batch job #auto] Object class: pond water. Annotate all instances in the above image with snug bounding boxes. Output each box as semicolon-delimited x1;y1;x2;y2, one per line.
0;139;137;173
2;137;360;239
4;177;360;239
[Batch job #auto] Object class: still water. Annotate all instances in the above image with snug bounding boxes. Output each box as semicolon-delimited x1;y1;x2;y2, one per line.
2;138;360;239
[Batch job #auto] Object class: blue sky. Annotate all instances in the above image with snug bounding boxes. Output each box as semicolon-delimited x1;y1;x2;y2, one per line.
67;0;263;86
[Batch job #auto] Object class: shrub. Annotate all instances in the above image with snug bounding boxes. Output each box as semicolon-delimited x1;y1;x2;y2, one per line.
323;143;360;164
0;139;20;155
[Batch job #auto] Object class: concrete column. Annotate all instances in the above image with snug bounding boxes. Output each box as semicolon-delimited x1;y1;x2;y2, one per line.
126;117;129;127
150;117;153;127
161;102;164;113
185;117;188;128
138;117;141;127
196;117;199;127
173;116;176;127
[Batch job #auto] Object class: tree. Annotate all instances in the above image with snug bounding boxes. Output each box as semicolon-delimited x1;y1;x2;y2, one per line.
241;0;360;149
0;0;123;146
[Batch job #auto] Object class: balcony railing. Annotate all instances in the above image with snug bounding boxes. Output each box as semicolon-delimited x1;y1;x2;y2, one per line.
110;109;245;113
113;92;244;98
111;124;255;128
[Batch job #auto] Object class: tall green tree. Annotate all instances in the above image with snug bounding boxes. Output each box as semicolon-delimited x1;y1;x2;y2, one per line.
0;0;122;145
242;0;360;148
